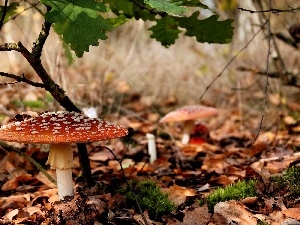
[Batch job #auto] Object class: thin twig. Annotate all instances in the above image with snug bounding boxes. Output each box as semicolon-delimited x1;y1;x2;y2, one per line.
251;1;272;145
199;20;268;100
238;6;300;14
0;141;57;184
0;72;45;88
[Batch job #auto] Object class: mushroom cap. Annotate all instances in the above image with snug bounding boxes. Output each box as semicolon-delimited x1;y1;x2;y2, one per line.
0;111;128;144
159;105;218;123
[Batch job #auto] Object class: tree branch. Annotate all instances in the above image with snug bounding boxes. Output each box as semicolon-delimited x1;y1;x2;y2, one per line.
0;72;45;88
0;42;21;51
32;16;52;59
238;6;300;14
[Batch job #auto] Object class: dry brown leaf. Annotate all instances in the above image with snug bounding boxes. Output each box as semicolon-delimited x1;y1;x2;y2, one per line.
0;194;30;212
268;210;285;224
224;165;246;177
2;172;36;191
0;160;15;174
282;208;300;220
201;154;226;173
4;208;20;221
213;201;257;225
165;184;196;206
176;206;211;225
195;143;220;153
209;175;232;186
108;193;125;210
247;142;267;157
1;178;19;191
89;150;115;161
34;170;56;188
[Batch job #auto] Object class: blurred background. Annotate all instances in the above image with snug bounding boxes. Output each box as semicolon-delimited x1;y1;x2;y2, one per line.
1;0;300;134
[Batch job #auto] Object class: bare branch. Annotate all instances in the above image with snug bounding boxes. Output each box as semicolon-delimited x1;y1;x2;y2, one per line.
32;8;52;59
0;72;45;88
0;42;21;51
238;6;300;14
251;0;272;145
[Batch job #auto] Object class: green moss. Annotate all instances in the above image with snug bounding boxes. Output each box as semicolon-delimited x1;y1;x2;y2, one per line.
207;180;257;212
124;180;175;220
270;166;300;198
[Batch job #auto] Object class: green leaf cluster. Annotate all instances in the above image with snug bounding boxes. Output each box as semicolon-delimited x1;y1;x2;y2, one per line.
35;0;234;57
41;0;112;57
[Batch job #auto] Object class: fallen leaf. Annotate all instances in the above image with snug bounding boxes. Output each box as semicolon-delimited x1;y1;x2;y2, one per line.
209;175;232;186
177;206;211;225
213;201;257;225
165;185;196;206
283;208;300;220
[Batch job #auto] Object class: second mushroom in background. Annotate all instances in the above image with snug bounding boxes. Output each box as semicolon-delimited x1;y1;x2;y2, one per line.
159;105;218;145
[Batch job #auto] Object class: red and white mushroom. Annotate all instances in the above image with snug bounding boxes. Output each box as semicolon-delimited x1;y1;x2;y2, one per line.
159;105;218;145
0;111;128;200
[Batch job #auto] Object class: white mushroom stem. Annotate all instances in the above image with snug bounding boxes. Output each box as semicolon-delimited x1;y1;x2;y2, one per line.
56;168;73;200
146;133;157;163
181;120;195;145
46;144;74;200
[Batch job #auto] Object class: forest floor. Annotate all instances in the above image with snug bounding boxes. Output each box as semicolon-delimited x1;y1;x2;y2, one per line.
1;92;300;225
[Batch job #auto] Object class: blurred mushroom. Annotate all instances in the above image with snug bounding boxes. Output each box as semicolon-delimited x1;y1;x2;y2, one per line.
159;105;218;145
146;133;156;163
0;111;128;200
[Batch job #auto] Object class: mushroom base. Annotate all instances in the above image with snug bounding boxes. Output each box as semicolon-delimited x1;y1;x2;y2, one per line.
56;168;74;200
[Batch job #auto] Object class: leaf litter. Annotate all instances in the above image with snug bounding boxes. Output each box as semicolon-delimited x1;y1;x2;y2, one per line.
0;94;300;224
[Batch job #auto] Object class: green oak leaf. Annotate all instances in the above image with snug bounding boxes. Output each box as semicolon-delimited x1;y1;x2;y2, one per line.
177;12;234;43
149;16;181;46
0;2;19;24
41;0;112;57
102;0;134;15
146;0;187;16
179;0;210;8
108;14;130;29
